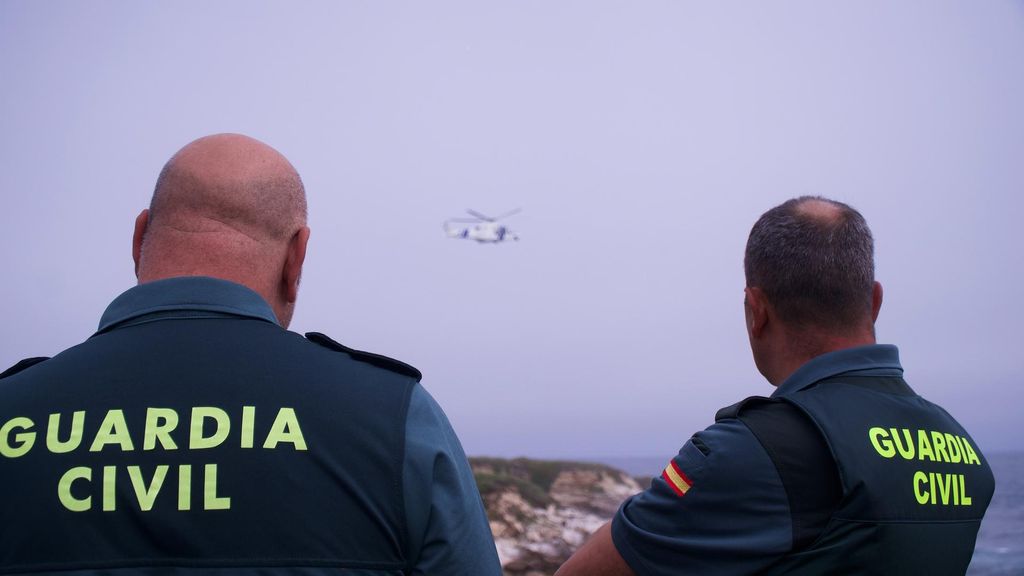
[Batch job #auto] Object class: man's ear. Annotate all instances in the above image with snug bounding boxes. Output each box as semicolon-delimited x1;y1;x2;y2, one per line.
745;286;770;339
871;281;883;323
283;226;310;304
133;209;150;278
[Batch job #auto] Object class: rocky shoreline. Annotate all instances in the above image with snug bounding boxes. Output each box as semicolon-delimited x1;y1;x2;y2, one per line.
470;457;643;576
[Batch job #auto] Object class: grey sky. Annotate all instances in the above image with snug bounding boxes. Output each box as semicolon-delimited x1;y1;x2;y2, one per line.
2;1;1022;459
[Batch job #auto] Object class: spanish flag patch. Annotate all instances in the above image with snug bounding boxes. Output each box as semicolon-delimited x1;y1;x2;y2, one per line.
662;460;693;497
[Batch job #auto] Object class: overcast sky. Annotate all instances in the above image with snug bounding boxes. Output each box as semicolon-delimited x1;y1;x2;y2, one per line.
2;1;1022;460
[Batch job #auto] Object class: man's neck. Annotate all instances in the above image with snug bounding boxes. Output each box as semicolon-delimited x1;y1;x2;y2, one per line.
138;269;284;327
767;331;876;386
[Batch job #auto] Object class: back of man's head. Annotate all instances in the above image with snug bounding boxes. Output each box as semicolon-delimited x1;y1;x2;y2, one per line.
744;196;875;335
134;133;310;327
148;134;307;244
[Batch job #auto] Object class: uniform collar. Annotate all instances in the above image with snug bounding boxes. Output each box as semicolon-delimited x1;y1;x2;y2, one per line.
97;276;279;333
771;344;903;398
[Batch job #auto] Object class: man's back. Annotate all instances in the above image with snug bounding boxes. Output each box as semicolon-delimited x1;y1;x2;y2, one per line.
725;348;994;574
1;278;419;572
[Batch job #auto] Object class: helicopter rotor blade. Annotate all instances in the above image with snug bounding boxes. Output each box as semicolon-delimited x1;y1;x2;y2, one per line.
492;208;522;220
466;209;493;221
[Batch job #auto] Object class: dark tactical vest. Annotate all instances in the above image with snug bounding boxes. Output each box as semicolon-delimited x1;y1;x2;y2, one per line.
0;313;419;575
723;374;995;575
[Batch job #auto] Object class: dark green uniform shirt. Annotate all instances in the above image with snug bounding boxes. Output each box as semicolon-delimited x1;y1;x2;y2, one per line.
613;345;994;575
0;277;500;575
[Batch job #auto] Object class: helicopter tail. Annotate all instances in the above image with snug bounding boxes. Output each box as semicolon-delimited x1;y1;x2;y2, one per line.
442;221;469;239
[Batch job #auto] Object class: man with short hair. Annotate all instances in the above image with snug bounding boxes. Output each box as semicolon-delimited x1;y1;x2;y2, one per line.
557;196;994;575
0;134;501;575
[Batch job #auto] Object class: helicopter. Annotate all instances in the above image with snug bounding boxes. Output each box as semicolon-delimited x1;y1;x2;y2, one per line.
443;208;521;243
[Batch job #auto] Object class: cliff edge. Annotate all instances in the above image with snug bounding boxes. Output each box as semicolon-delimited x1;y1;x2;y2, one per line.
471;457;643;576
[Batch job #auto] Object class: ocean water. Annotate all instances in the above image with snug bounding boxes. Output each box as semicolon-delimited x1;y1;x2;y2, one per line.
592;452;1024;575
969;452;1024;575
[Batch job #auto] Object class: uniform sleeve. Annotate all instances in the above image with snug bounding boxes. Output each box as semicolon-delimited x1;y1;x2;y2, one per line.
402;383;502;575
611;419;792;575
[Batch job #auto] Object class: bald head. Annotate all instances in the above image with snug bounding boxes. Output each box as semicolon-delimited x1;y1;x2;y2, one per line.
149;134;306;241
134;134;311;327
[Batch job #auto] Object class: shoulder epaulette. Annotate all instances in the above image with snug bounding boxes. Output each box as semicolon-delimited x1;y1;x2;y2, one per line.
715;395;774;421
0;357;50;380
305;332;422;382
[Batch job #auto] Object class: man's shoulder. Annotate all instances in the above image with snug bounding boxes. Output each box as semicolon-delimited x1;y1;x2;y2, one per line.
716;394;843;550
0;357;50;380
714;395;834;471
716;395;815;426
716;394;774;421
304;332;422;382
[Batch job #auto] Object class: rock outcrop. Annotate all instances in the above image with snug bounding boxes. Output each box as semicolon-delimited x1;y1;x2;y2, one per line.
471;457;643;576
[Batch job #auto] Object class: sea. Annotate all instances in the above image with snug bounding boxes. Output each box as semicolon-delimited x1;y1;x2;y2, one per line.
592;451;1024;575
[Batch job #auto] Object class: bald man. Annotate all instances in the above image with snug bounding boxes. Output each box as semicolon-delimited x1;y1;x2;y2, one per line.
0;134;501;575
557;197;994;575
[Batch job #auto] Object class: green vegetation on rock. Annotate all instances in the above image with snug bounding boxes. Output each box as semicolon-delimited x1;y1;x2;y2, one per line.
470;457;622;508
